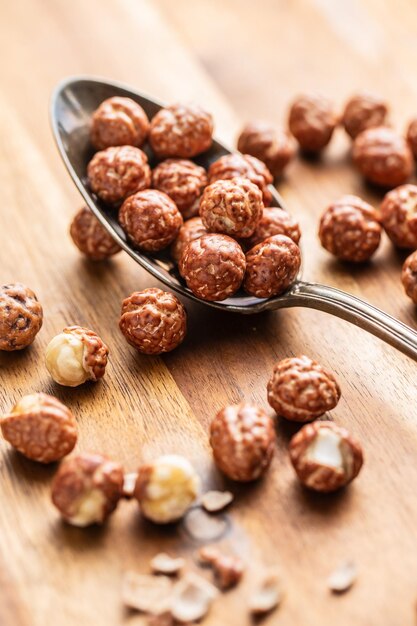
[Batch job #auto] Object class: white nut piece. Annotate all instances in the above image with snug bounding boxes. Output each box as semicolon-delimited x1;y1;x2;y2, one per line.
170;572;218;623
150;553;185;575
121;571;173;613
249;571;283;615
327;561;357;593
134;455;200;523
201;490;234;513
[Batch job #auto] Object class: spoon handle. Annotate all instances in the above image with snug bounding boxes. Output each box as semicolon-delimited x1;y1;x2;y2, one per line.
282;280;417;361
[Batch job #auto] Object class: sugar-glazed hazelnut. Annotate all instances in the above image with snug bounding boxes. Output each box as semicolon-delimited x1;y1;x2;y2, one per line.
91;96;150;150
406;118;417;160
210;402;275;482
70;207;121;260
208;153;273;206
51;453;124;526
200;177;263;238
267;355;341;422
119;288;187;355
179;233;246;302
289;421;364;493
1;392;77;463
45;325;108;387
133;454;200;523
380;184;417;249
87;145;151;204
288;93;337;152
152;158;207;218
246;207;301;248
0;283;43;351
150;103;213;159
237;121;296;178
341;92;388;139
170;217;207;265
402;250;417;304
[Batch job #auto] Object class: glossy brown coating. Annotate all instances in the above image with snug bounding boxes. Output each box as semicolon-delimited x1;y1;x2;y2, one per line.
319;195;381;262
199;177;263;238
380;184;417;249
0;283;43;351
119;288;187;355
401;250;417;304
267;355;341;422
69;325;109;381
244;234;301;298
208;153;273;206
170;217;207;265
246;207;301;248
341;92;388;139
209;402;275;482
51;453;124;525
237;121;296;178
119;189;183;252
352;126;413;188
289;421;364;493
69;207;121;260
149;103;213;158
90;96;150;150
406;118;417;159
1;392;77;463
179;233;246;302
152;158;207;218
288;93;337;152
87;145;151;204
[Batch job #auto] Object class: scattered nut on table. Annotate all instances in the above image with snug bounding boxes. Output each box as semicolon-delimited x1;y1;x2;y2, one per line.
121;571;173;614
87;145;151;204
90;96;150;150
401;250;417;304
51;452;124;526
267;355;341;422
0;282;43;351
179;233;246;301
198;545;244;589
352;126;413;188
248;571;283;615
318;195;381;262
208;152;273;206
327;560;358;593
170;572;218;623
406;117;417;160
246;207;301;249
341;92;388;139
152;158;207;218
237;121;296;178
150;552;185;576
380;184;417;249
288;93;338;153
210;402;275;482
201;490;234;513
1;392;77;463
149;103;213;159
45;325;109;387
133;454;200;523
244;234;301;298
119;189;183;252
199;177;264;238
119;288;187;355
69;206;121;260
170;217;207;265
289;421;364;492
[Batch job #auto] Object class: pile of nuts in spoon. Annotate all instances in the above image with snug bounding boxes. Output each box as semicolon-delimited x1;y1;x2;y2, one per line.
2;89;417;621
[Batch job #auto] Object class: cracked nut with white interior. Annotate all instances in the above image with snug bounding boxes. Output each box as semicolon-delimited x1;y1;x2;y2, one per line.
45;325;109;387
246;207;301;249
237;121;296;178
341;92;388;139
289;421;364;492
1;392;77;463
406;118;417;159
170;217;207;265
319;195;381;262
90;96;150;150
208;152;273;206
70;207;121;260
87;145;151;204
244;234;301;298
51;452;124;526
119;189;183;252
119;288;187;355
0;283;43;351
179;233;246;301
149;103;213;159
199;177;264;238
209;402;275;482
402;250;417;304
198;546;244;589
288;93;338;152
133;454;200;523
380;184;417;249
152;158;207;218
352;126;413;188
267;355;341;422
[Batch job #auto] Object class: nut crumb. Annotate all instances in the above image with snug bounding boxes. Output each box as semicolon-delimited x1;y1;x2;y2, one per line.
123;472;138;498
183;508;229;542
150;553;185;576
170;572;218;623
121;571;173;614
201;490;234;513
327;561;357;593
248;571;283;615
198;546;244;589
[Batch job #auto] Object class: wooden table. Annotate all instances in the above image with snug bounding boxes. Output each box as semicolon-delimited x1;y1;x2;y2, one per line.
1;1;417;624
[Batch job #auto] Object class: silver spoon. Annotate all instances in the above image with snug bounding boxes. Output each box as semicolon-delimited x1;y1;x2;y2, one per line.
51;76;417;360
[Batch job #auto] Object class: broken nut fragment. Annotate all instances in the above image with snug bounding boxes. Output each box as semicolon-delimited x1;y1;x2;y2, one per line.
122;571;173;614
150;553;185;576
170;572;218;623
327;561;357;593
198;546;244;589
201;490;234;513
249;571;283;615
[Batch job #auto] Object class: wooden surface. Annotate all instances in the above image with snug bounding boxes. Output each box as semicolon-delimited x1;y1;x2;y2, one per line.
1;1;417;625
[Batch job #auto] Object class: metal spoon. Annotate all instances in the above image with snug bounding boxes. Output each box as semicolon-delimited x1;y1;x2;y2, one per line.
51;76;417;360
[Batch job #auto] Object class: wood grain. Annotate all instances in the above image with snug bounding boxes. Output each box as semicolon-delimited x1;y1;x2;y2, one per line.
1;1;417;625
